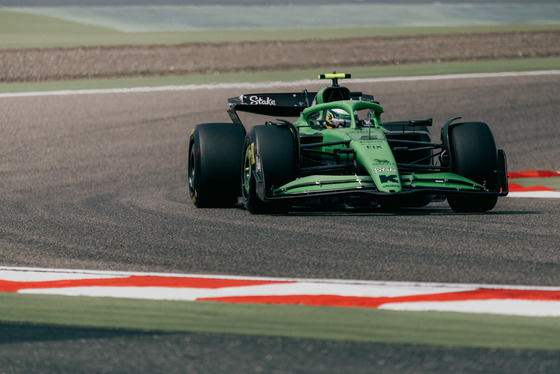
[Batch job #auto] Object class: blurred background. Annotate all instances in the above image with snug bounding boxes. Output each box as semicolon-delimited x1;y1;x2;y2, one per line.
1;0;559;90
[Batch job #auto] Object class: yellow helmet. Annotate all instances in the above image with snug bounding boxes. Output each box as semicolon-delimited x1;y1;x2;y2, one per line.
325;108;351;128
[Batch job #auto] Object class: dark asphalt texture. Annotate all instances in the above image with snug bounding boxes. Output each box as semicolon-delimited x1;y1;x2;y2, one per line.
1;74;560;372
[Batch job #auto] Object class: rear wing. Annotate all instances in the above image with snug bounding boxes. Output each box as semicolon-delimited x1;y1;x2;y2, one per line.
227;90;373;125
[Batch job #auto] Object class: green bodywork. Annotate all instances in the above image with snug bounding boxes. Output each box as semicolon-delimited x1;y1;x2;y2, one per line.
272;99;485;198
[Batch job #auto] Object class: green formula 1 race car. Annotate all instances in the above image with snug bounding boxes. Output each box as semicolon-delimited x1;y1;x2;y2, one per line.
188;73;508;213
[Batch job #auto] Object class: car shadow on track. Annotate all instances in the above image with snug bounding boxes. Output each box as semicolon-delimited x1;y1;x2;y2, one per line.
280;204;535;217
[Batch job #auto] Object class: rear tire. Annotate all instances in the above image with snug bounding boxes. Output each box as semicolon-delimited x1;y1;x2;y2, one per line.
446;122;498;213
242;125;296;214
188;123;246;208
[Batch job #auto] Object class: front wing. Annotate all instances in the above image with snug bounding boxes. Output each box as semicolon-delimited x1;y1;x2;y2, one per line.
254;172;508;202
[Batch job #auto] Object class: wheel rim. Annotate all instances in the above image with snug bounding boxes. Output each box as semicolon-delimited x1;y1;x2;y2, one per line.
188;145;196;198
242;141;252;198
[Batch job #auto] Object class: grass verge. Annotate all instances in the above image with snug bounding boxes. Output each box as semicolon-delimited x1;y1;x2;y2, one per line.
1;292;559;350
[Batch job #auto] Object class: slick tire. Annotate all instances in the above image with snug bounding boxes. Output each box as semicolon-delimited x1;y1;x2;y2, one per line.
188;123;246;208
242;125;296;214
446;122;499;213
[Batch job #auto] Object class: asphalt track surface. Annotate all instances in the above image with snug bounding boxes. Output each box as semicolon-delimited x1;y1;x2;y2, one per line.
1;73;560;373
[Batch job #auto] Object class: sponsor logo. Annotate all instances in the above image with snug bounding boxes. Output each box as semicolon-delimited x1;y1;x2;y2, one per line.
249;96;276;105
374;167;397;174
380;175;399;183
373;159;391;164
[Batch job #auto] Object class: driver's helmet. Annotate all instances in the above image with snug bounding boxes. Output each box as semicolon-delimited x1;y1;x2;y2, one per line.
325;108;351;128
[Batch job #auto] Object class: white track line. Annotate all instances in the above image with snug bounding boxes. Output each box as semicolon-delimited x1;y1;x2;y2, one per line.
380;300;560;317
1;70;559;99
508;191;560;198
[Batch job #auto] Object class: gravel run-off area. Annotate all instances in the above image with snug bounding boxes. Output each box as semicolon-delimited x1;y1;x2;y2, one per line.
1;30;559;82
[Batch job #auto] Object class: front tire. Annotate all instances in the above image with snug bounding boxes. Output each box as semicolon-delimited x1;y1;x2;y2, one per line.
188;123;246;208
445;122;499;213
242;125;296;214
